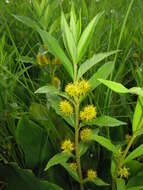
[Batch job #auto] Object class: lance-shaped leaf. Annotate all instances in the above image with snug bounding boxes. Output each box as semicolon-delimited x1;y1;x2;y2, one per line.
88;61;114;91
45;152;71;171
84;177;109;186
90;134;116;152
132;97;143;133
77;12;103;63
124;144;143;164
77;51;117;80
61;12;77;63
86;115;126;127
38;29;74;79
35;85;59;94
70;3;77;43
61;163;80;182
99;79;143;97
116;178;126;190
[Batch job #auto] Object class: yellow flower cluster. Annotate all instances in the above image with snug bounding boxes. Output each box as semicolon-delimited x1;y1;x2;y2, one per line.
60;100;73;115
80;105;97;122
117;166;129;178
80;128;91;142
61;139;74;152
65;80;90;97
69;162;77;171
37;52;49;65
87;169;97;181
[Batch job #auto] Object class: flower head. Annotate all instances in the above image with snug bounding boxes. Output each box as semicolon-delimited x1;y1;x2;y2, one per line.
59;100;73;115
80;128;91;142
65;83;78;97
61;139;74;152
87;169;97;181
117;166;130;178
65;80;90;97
78;80;90;96
37;52;49;65
69;162;77;171
80;105;97;122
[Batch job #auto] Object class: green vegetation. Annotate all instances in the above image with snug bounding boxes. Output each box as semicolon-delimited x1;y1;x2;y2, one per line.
0;0;143;190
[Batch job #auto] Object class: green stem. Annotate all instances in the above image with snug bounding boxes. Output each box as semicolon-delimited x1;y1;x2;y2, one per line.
75;98;84;190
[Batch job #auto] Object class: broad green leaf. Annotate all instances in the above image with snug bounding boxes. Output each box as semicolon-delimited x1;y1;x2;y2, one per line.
38;29;73;79
61;163;80;182
15;116;47;168
89;61;114;91
127;171;143;190
87;115;126;127
0;164;64;190
134;127;143;137
45;152;71;171
35;85;59;94
129;87;143;97
93;177;109;186
13;14;39;29
61;12;77;63
84;177;109;186
99;79;143;96
98;79;129;93
77;12;103;63
124;144;143;164
132;97;143;132
116;178;126;190
77;51;117;80
90;134;116;152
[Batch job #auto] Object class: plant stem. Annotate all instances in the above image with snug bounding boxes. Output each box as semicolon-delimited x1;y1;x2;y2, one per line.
75;98;84;190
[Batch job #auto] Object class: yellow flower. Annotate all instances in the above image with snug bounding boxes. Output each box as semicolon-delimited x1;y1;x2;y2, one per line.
65;83;78;97
52;76;61;88
61;139;74;152
117;166;130;178
80;105;97;122
65;80;90;97
80;128;91;142
53;58;61;65
69;162;77;171
59;100;73;115
78;80;90;96
87;169;97;181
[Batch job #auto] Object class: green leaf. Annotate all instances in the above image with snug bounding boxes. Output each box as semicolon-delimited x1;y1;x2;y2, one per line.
61;163;80;182
127;187;143;190
99;79;143;96
98;79;129;93
90;134;116;152
15;116;47;168
13;14;39;29
134;127;143;137
77;12;103;63
45;152;71;171
124;144;143;164
89;61;114;91
61;12;77;63
132;97;143;132
76;10;81;43
77;51;117;80
35;85;59;94
127;171;143;190
93;177;109;186
38;29;73;79
87;115;126;127
116;178;126;190
0;164;64;190
70;3;77;43
79;142;88;157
